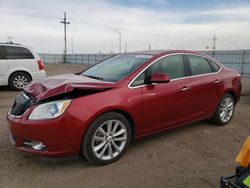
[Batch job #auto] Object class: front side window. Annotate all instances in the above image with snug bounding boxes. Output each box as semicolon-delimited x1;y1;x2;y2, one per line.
5;46;34;59
130;71;147;87
81;54;152;82
187;55;212;75
149;54;185;79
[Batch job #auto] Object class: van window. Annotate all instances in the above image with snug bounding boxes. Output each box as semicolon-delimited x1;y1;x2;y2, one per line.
5;46;34;59
0;47;4;59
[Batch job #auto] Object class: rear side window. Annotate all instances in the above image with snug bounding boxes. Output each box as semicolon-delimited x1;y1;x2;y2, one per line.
187;55;212;75
207;59;221;72
149;55;185;79
5;46;34;59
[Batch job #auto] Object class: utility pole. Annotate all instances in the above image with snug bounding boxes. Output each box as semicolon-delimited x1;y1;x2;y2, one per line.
212;35;217;57
60;12;70;61
212;35;217;51
148;44;151;51
7;36;13;43
169;41;175;49
124;43;127;53
114;30;121;54
71;37;74;54
119;32;121;53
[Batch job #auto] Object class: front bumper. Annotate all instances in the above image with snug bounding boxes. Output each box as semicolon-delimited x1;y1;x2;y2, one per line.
7;108;86;157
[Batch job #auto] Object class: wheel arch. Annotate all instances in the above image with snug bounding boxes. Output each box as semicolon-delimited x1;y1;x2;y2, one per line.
83;108;136;143
111;109;136;141
80;108;136;161
8;70;33;85
224;90;237;104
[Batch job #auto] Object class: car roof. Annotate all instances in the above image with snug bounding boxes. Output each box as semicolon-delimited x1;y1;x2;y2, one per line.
0;42;39;59
0;42;21;46
128;49;208;57
0;43;26;49
128;50;223;67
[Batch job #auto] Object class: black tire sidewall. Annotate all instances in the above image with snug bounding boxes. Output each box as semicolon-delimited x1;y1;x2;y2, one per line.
9;72;31;91
82;112;132;165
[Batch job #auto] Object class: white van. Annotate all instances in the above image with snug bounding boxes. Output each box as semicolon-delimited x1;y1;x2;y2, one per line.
0;43;46;90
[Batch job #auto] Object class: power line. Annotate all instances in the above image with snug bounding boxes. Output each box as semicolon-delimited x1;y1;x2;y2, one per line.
0;10;60;20
0;10;213;41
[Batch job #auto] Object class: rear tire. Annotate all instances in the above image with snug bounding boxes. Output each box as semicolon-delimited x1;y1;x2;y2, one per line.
82;112;132;165
9;72;31;91
210;93;235;126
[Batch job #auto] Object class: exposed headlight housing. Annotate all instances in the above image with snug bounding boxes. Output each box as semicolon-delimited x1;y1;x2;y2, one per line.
28;100;71;120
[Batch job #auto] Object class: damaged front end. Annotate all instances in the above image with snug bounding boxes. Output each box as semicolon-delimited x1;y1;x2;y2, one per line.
9;74;117;117
9;92;36;117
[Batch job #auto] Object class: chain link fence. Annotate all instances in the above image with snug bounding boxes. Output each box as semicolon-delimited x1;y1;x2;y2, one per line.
39;50;250;77
202;50;250;77
39;53;113;66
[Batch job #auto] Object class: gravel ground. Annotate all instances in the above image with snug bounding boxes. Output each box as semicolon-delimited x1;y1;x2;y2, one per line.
0;63;249;188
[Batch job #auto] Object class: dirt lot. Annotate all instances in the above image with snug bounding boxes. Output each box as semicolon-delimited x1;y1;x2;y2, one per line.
0;63;250;188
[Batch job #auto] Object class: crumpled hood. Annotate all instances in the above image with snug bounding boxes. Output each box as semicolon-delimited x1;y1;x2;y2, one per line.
24;74;117;101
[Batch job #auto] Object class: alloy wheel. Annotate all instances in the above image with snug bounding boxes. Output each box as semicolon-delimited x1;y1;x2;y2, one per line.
219;97;234;123
91;120;128;160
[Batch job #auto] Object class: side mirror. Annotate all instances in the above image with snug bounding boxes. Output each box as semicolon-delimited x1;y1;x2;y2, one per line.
149;73;170;84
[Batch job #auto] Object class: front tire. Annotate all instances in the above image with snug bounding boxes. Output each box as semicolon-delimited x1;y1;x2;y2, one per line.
82;112;132;165
211;93;235;125
9;72;31;91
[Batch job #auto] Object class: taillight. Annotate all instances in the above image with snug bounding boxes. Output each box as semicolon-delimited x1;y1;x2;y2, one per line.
37;60;44;70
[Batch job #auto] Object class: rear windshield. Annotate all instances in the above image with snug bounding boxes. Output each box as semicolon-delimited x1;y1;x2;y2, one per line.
81;54;153;82
4;46;34;59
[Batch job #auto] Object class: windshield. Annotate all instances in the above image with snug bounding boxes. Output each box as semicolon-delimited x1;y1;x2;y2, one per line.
81;54;153;82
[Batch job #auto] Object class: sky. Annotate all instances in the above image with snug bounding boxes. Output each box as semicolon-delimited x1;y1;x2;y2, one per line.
0;0;250;53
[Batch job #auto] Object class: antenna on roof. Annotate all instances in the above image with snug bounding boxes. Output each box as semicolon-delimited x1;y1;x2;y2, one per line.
7;36;13;44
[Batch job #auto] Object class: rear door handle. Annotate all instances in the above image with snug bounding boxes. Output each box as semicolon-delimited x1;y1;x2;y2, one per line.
214;79;221;84
181;86;191;91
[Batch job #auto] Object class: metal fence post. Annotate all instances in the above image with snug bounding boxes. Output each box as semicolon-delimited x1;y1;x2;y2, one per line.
241;50;246;76
53;54;56;64
212;50;215;58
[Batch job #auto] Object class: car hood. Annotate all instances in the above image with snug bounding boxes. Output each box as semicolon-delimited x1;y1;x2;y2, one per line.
24;74;117;101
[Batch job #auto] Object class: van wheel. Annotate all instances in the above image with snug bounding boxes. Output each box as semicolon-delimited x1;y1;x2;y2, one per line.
9;72;31;91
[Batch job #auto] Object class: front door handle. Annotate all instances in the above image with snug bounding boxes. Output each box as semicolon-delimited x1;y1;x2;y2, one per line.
181;86;190;91
214;79;221;84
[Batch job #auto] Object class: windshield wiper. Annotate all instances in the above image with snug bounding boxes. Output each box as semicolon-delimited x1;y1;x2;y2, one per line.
83;74;104;80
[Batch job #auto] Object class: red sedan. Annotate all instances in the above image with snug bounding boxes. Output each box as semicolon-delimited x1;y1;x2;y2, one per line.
7;50;241;165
